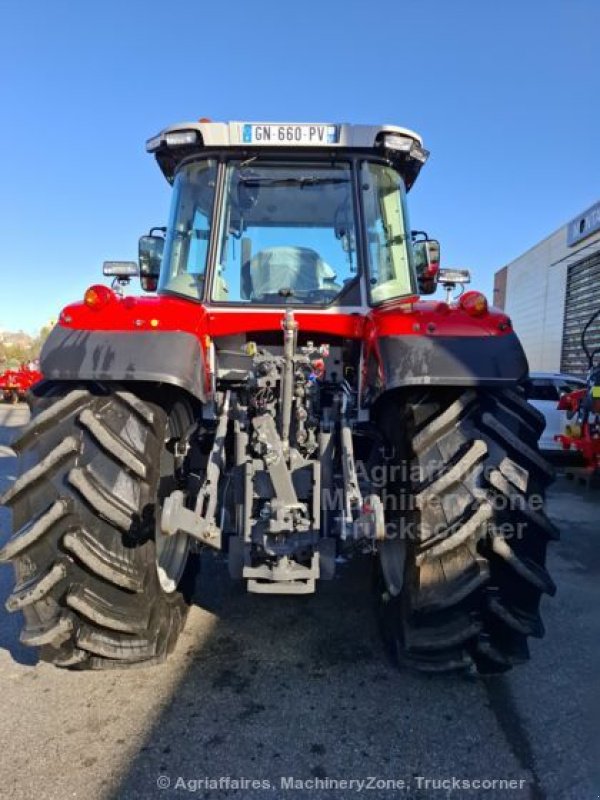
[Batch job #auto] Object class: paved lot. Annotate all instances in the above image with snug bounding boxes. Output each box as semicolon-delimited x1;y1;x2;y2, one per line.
0;403;598;800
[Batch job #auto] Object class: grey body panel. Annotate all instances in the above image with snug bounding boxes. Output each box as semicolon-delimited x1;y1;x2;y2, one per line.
370;332;528;397
40;327;207;401
147;121;427;189
147;121;423;152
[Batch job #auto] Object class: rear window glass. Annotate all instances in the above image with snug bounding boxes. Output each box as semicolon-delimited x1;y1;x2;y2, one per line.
526;380;559;402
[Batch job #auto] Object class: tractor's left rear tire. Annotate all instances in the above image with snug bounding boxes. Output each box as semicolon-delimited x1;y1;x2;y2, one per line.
374;387;558;675
0;387;196;669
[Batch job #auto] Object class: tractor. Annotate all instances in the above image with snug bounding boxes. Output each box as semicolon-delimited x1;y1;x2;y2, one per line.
0;121;557;673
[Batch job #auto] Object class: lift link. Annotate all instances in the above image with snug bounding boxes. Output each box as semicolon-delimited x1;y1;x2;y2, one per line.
160;392;230;549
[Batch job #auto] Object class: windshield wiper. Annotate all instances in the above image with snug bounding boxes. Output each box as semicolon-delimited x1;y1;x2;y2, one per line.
238;176;349;188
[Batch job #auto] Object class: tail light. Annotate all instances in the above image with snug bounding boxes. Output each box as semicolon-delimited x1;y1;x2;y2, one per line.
84;285;114;310
459;291;488;317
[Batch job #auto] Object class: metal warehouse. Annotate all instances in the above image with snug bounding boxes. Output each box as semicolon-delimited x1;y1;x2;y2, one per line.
494;200;600;375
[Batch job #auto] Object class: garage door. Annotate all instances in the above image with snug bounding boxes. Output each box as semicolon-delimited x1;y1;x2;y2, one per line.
561;251;600;375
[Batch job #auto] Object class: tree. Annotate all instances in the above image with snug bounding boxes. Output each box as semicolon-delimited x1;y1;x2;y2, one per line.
30;324;53;360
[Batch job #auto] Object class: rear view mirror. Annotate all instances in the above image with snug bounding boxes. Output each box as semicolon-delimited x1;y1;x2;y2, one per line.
138;234;164;292
413;239;440;295
237;173;260;211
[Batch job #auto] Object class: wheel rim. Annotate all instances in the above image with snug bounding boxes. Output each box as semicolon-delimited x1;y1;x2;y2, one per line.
155;528;190;594
155;402;192;594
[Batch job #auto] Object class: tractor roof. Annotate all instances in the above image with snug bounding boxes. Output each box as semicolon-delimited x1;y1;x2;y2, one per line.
146;121;429;189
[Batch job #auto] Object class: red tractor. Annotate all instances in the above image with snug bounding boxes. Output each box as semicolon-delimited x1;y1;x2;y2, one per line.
0;121;557;674
0;364;43;404
555;308;600;472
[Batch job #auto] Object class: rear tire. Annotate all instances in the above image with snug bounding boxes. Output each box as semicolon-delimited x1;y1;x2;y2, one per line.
0;387;195;669
375;387;558;674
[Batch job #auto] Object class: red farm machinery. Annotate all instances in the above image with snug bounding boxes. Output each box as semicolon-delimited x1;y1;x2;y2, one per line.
0;120;557;675
555;308;600;473
0;364;43;404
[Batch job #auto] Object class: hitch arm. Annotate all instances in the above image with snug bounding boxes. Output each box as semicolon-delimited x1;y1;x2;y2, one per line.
159;392;230;549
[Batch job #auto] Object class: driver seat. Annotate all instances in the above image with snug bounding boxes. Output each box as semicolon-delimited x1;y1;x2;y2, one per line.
249;246;338;299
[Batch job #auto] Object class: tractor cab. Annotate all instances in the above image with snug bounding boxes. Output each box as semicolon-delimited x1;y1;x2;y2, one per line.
139;121;439;307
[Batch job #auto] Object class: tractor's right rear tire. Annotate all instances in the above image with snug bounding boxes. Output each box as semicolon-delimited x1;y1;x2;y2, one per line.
375;387;558;675
0;387;195;669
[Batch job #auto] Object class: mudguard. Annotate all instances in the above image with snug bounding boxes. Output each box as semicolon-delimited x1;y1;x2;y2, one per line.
368;331;528;397
40;326;208;402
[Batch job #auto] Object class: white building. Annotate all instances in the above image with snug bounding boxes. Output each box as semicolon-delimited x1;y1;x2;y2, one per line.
494;200;600;375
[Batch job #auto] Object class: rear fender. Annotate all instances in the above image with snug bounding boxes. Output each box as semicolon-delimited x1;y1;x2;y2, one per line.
364;332;528;403
40;327;209;403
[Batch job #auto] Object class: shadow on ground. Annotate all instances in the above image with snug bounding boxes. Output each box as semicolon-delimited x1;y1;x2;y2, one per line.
107;479;600;800
109;554;533;800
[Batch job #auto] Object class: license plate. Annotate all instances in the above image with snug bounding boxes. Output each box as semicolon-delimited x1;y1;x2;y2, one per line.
242;123;338;146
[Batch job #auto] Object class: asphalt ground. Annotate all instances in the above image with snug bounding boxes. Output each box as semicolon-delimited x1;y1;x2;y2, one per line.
0;402;598;800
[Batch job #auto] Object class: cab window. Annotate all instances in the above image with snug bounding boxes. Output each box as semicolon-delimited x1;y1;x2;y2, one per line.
212;161;358;305
361;162;415;304
158;160;218;299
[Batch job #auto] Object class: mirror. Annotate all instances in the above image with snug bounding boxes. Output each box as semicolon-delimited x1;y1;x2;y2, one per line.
138;234;164;292
237;171;261;211
413;239;440;295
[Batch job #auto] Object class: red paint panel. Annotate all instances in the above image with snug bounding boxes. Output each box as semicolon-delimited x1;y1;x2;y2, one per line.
206;309;365;339
368;300;510;338
59;296;209;335
58;294;510;339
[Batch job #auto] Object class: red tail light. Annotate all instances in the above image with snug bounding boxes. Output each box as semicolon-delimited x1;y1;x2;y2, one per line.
459;291;488;317
84;285;114;310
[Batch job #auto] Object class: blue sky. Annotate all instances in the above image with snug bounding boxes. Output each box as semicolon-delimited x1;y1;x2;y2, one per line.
0;0;597;333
